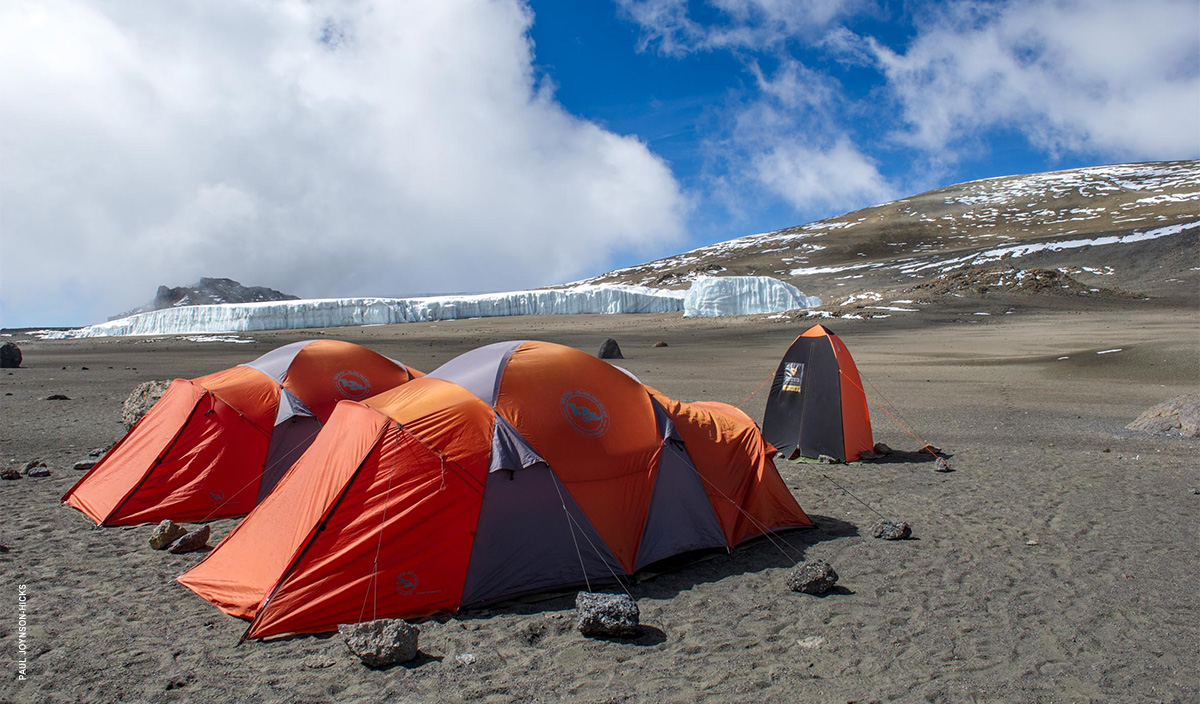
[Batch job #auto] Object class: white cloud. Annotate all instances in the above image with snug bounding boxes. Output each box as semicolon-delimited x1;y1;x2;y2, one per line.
0;0;687;327
873;0;1200;159
616;0;871;54
753;138;894;211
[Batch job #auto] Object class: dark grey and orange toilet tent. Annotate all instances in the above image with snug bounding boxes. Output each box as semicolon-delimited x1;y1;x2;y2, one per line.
762;324;874;462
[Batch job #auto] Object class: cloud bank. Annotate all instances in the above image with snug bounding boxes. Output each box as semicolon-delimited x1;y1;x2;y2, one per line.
0;0;688;327
619;0;1199;217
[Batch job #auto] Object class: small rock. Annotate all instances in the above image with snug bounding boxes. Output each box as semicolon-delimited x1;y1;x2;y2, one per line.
786;560;838;594
652;341;669;348
857;449;878;461
167;524;211;554
934;457;952;472
871;520;912;540
920;443;944;456
597;338;624;360
817;454;841;464
1;469;21;480
46;394;71;401
0;342;21;368
150;520;189;550
89;446;109;457
1025;539;1039;546
73;460;98;471
872;442;893;455
24;459;43;472
302;654;336;669
340;618;420;667
24;463;50;477
575;592;640;638
1191;488;1200;495
455;653;477;665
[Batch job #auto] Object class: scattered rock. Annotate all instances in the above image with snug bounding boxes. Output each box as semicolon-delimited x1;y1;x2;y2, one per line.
24;462;50;477
1191;488;1200;495
150;520;189;550
89;446;110;457
575;592;640;638
597;338;624;360
1127;393;1200;438
302;654;337;669
73;460;98;471
1;469;21;480
652;341;669;348
122;380;171;430
871;520;912;540
339;619;420;667
0;342;21;368
920;443;944;456
786;560;839;594
1025;539;1039;546
873;442;893;455
934;457;953;472
167;524;211;554
46;394;71;401
817;454;841;464
455;653;477;665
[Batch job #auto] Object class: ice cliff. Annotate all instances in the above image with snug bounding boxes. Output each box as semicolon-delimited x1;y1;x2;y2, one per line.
40;278;820;338
683;276;822;318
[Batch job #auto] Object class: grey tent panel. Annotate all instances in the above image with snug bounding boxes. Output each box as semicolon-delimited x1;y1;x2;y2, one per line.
460;465;624;608
427;340;524;406
257;414;322;502
257;389;321;502
490;414;546;473
634;401;728;570
241;340;314;382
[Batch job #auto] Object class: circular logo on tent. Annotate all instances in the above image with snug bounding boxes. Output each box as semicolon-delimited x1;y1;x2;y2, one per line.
395;571;419;595
560;389;609;437
334;370;372;400
208;489;226;505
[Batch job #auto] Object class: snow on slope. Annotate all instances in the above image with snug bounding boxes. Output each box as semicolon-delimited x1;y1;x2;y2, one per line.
683;276;821;317
40;278;820;338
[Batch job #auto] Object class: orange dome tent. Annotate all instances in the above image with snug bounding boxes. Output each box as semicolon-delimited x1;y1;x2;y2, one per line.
62;340;422;526
761;324;873;462
178;340;811;640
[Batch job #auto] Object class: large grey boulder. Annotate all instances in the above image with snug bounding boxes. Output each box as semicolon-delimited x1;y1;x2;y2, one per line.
339;619;419;667
575;591;640;638
122;380;171;430
787;560;838;594
1127;394;1200;438
0;342;21;368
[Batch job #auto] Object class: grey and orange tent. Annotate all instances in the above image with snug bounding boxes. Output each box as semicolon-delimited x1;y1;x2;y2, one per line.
178;340;811;639
761;324;873;462
62;340;422;526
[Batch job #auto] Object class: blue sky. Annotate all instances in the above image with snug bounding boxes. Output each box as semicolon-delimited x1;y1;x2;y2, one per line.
1;0;1197;327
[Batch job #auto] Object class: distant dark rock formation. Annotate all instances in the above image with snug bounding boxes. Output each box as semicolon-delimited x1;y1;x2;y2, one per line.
111;278;299;320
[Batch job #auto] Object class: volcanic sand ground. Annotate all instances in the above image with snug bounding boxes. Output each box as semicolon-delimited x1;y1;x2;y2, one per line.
1;295;1197;703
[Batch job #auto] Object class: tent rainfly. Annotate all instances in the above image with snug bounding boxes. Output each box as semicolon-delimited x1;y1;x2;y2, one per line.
179;340;812;639
63;339;422;526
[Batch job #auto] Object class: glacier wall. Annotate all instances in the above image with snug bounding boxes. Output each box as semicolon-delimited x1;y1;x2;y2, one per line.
40;277;820;338
683;276;822;318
